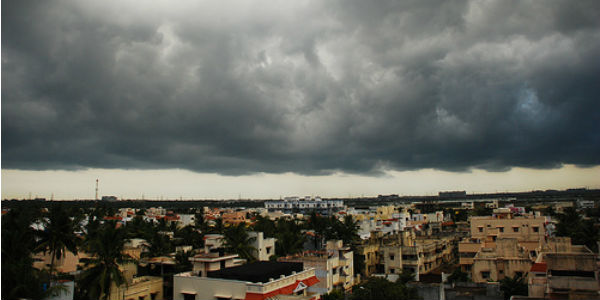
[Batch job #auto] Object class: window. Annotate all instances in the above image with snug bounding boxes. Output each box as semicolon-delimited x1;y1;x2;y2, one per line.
513;227;519;232
183;294;196;300
390;268;395;274
481;271;490;279
390;255;395;261
478;227;483;232
498;227;504;233
332;268;338;275
533;226;539;233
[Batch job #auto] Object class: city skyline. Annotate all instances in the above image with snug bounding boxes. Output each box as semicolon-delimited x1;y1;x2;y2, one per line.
3;164;599;200
3;1;600;199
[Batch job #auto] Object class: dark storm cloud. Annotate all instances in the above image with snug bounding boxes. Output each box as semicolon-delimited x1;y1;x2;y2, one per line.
3;0;600;175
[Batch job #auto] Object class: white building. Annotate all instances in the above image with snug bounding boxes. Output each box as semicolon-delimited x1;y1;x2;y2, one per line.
249;232;276;261
411;211;444;223
265;197;345;212
173;261;319;300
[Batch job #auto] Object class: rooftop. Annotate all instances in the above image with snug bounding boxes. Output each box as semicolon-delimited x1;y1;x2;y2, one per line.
207;261;304;283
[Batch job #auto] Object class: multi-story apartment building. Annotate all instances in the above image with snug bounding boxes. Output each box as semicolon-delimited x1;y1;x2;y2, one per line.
400;234;455;280
278;240;354;295
471;238;532;283
459;209;547;273
355;231;457;281
528;237;600;299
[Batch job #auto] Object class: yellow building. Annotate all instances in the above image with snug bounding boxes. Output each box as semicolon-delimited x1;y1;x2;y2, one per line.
459;211;547;273
528;238;600;299
471;238;532;283
108;263;163;300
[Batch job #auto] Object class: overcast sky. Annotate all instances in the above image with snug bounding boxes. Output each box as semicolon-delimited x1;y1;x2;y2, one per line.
2;0;599;199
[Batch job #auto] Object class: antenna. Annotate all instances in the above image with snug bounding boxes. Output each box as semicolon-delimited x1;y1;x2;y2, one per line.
95;179;99;200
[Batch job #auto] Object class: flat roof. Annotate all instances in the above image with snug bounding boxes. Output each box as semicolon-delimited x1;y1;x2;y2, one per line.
207;261;303;283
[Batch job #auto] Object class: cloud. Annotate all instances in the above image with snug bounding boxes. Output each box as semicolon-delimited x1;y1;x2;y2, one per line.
2;0;600;175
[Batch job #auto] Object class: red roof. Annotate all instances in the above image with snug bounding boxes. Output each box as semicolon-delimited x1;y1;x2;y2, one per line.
530;262;547;273
103;216;123;221
244;276;319;300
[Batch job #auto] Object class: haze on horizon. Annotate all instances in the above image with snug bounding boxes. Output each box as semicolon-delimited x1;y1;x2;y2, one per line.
2;0;599;200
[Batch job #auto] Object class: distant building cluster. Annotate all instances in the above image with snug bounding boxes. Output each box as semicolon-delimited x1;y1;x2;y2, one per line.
264;196;345;213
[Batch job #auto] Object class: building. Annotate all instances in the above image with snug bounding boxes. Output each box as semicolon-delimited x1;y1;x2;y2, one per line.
279;240;354;295
108;263;163;300
173;261;320;300
355;231;456;281
459;210;547;273
190;251;244;277
471;238;532;283
265;197;344;213
528;238;600;299
400;233;455;280
222;212;247;225
249;231;276;261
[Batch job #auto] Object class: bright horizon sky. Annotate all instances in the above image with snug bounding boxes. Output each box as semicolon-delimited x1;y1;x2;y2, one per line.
2;164;599;200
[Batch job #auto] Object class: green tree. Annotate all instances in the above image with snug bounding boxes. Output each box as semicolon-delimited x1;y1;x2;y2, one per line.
322;288;345;300
275;219;306;256
2;207;61;300
174;225;204;249
211;218;225;234
397;269;416;284
35;204;81;284
447;269;469;284
499;275;527;300
223;224;256;261
307;212;328;249
336;215;360;245
351;277;420;300
556;207;600;252
252;215;277;238
79;221;132;300
147;231;174;258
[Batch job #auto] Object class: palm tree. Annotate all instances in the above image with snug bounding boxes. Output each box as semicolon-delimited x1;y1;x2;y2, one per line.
211;218;225;234
499;275;527;300
251;215;276;238
275;219;306;256
337;215;360;245
79;221;132;300
223;224;256;261
35;204;80;284
307;212;327;249
2;207;57;300
147;230;174;258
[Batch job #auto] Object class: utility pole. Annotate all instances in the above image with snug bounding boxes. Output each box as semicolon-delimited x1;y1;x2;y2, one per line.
95;179;99;200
